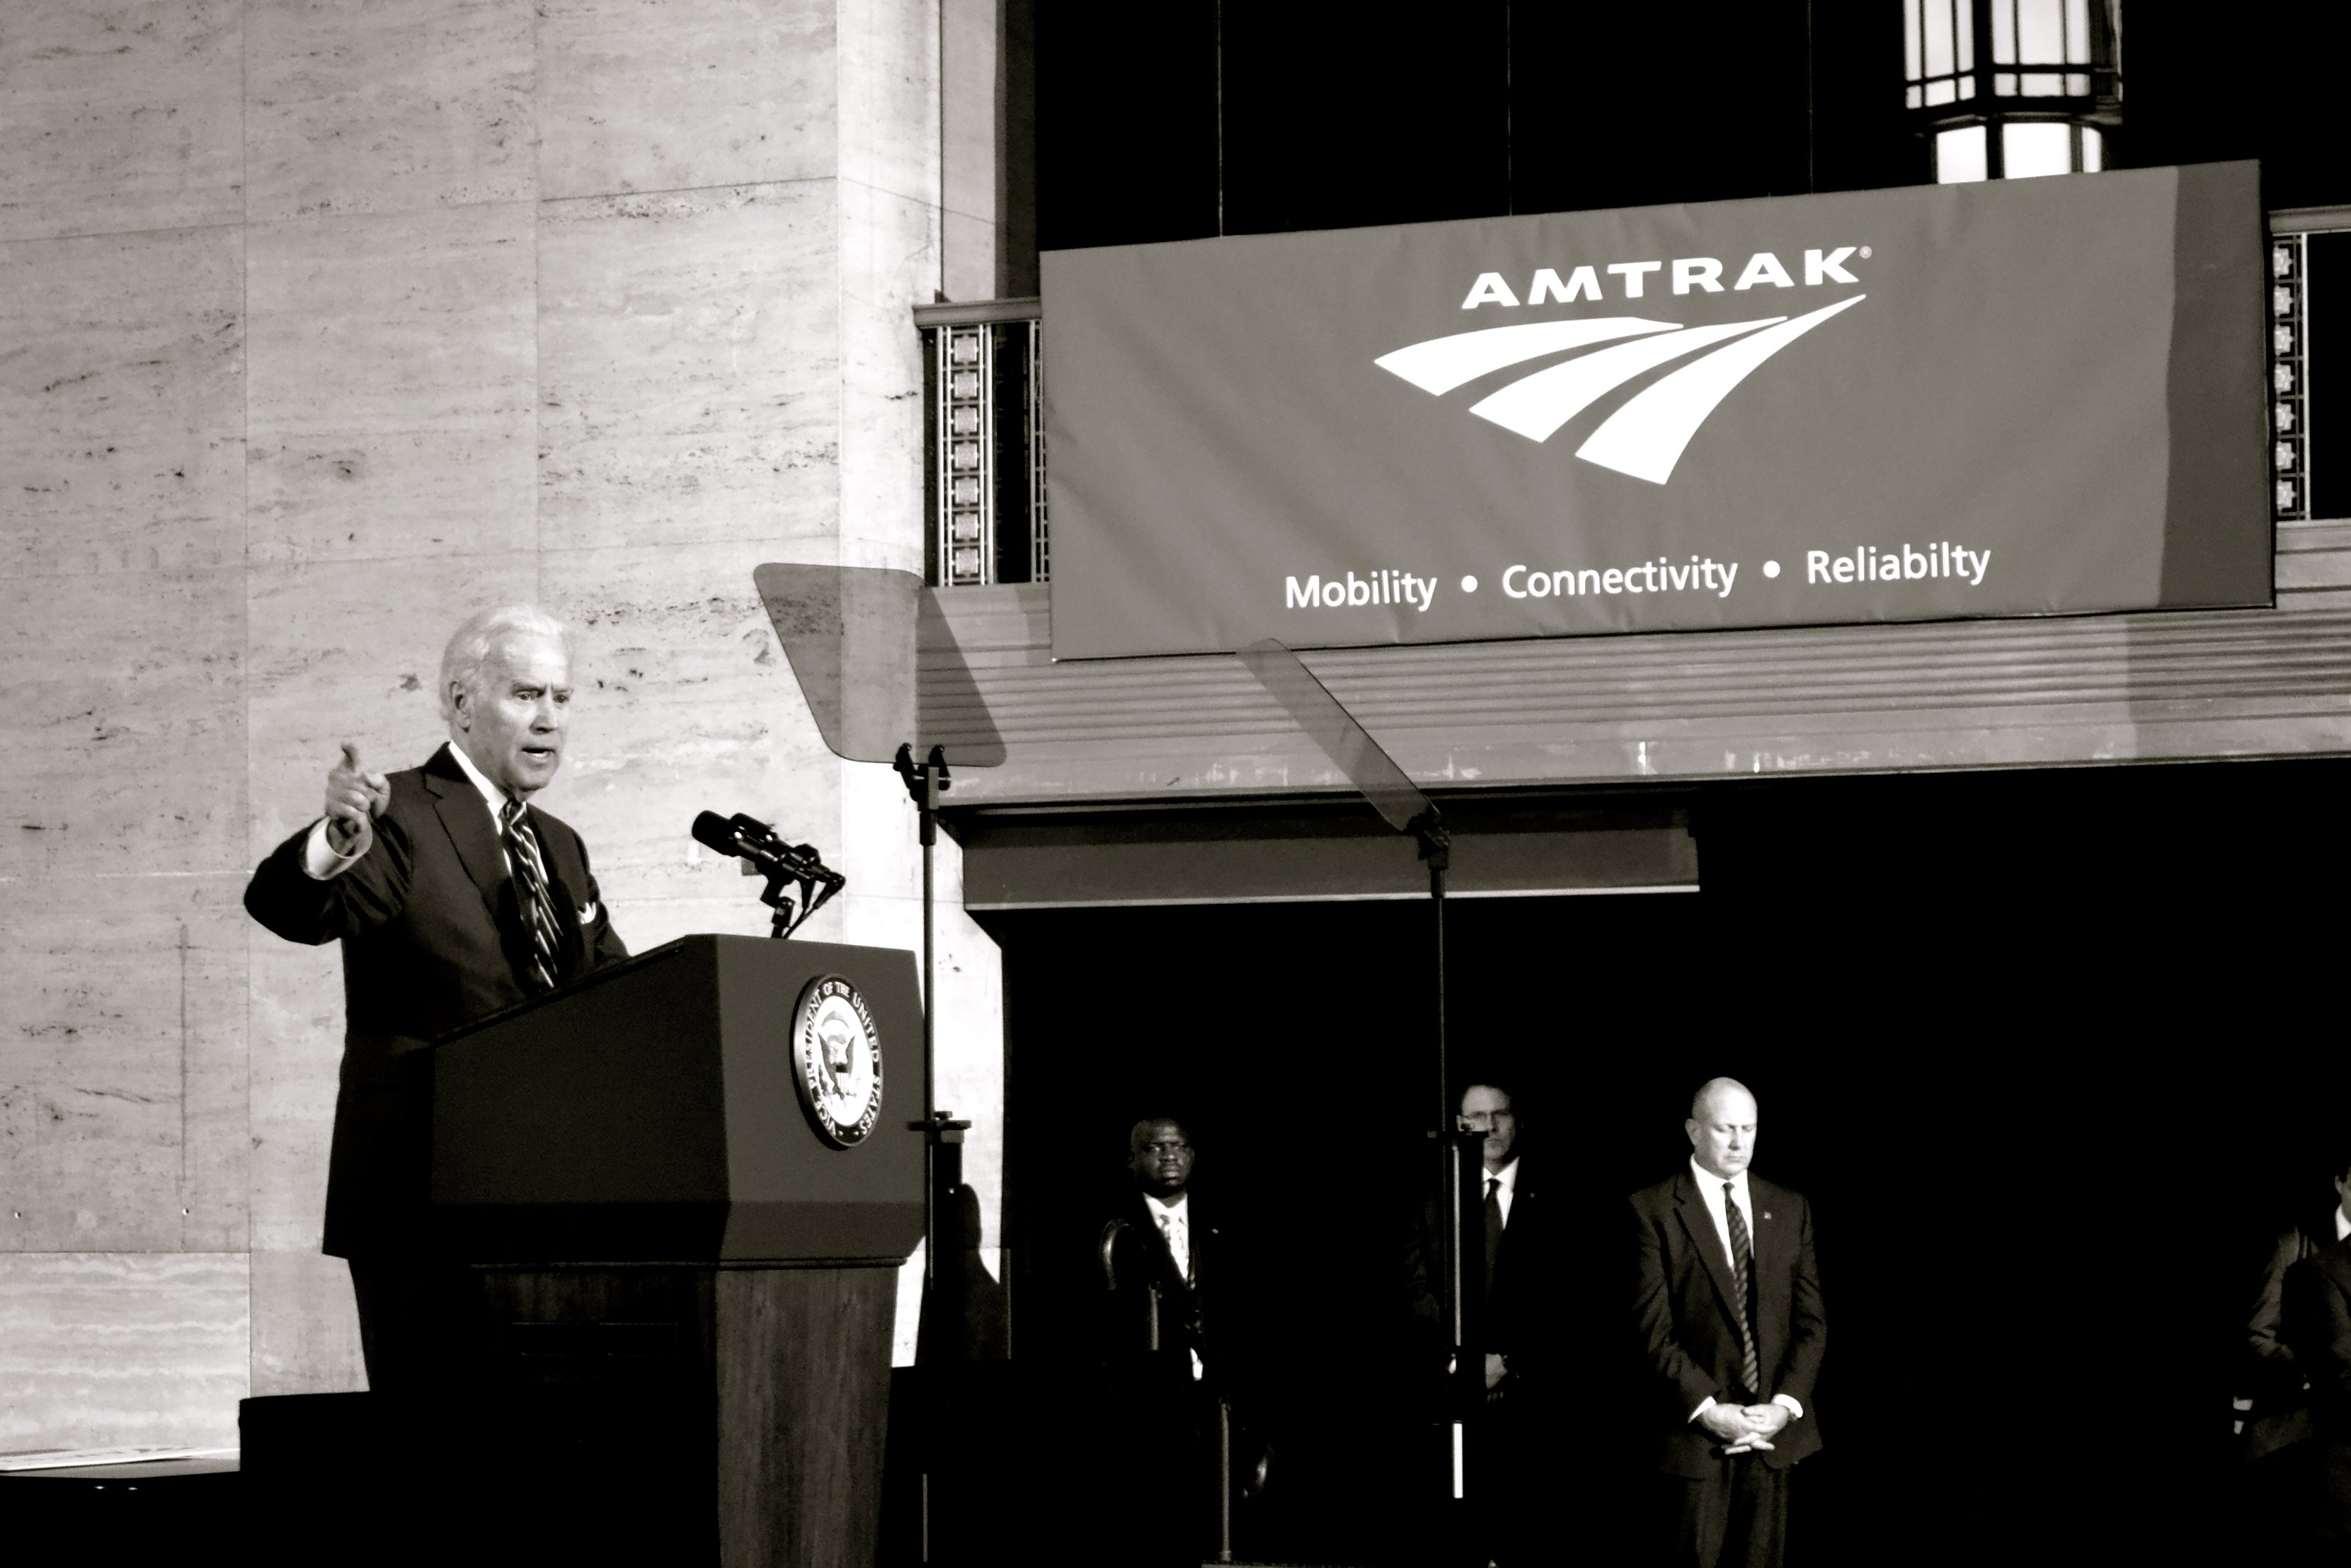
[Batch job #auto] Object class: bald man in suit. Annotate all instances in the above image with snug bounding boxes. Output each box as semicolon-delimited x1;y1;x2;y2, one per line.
1628;1077;1826;1568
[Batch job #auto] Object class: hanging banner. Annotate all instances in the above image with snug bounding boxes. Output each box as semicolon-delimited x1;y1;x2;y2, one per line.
1041;161;2270;660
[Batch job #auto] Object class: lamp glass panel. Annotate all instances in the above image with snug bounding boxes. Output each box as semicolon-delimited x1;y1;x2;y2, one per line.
2003;120;2073;178
1925;0;1953;75
1905;0;1922;80
1956;0;1974;69
2018;0;2062;62
1908;83;1924;107
2065;0;2091;61
2081;125;2102;171
2023;71;2064;95
2066;71;2089;95
1936;125;1988;183
1996;71;2017;95
1992;0;2015;62
1927;77;1956;105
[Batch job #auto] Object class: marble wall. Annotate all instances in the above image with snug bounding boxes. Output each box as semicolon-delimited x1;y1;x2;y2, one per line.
0;0;1008;1447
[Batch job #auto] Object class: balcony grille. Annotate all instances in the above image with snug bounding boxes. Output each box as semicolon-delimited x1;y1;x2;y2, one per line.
920;300;1046;588
2274;234;2309;522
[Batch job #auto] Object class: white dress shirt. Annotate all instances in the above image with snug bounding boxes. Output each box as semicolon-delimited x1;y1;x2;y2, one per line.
1686;1156;1804;1424
2335;1205;2348;1243
304;742;510;881
1483;1155;1519;1226
1142;1191;1203;1380
1144;1191;1194;1283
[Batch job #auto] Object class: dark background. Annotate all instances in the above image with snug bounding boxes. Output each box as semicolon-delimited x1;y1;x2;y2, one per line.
976;755;2351;1564
973;6;2351;1562
1034;0;2349;258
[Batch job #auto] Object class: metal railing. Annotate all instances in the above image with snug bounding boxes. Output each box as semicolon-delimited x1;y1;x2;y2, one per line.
917;297;1046;588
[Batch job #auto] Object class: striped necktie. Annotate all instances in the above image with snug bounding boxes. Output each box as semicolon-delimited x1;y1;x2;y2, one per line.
500;796;560;993
1155;1208;1192;1285
1724;1182;1763;1400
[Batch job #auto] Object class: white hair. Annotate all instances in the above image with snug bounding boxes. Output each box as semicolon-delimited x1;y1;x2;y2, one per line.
438;605;571;721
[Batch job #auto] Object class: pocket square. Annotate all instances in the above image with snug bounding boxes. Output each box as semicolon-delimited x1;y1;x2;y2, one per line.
576;901;597;924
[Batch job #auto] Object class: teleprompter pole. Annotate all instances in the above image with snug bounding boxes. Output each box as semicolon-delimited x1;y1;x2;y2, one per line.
1233;639;1485;1532
894;744;970;1295
895;743;970;1563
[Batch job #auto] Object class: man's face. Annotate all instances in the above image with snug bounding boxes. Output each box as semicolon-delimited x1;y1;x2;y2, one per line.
1129;1120;1194;1199
1686;1086;1758;1180
1459;1085;1517;1169
452;633;571;799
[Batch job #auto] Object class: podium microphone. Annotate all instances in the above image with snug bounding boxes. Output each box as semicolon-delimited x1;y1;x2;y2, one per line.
692;811;845;938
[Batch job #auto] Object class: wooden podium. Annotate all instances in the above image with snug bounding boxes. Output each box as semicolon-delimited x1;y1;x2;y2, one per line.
430;934;924;1567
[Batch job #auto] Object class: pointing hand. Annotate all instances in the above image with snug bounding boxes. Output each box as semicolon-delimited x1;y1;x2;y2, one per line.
324;742;390;857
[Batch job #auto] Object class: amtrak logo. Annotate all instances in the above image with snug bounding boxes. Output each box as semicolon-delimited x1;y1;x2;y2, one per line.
1374;294;1866;484
790;974;883;1149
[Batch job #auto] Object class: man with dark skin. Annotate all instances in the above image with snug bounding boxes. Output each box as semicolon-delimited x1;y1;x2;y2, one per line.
1095;1117;1264;1559
1105;1118;1208;1379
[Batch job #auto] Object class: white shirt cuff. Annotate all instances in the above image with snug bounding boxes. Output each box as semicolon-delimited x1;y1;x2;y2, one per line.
302;818;363;880
1693;1392;1803;1422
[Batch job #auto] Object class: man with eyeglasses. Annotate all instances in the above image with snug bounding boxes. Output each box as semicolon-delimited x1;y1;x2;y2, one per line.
1407;1082;1547;1564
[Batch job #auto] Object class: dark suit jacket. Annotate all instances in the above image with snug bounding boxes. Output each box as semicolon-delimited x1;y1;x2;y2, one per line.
2246;1213;2335;1458
244;743;627;1256
1405;1160;1551;1387
1629;1167;1826;1477
1099;1191;1227;1387
2282;1237;2351;1537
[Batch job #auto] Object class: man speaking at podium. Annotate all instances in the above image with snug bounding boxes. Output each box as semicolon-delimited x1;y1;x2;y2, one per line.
244;605;629;1388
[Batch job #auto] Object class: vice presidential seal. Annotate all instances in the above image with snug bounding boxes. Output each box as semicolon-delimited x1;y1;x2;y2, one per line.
790;975;884;1148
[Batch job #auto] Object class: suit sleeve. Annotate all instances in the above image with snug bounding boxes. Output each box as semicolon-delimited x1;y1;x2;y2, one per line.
1775;1194;1828;1409
1631;1194;1727;1419
2248;1230;2304;1392
243;813;413;945
573;832;628;966
2284;1259;2351;1421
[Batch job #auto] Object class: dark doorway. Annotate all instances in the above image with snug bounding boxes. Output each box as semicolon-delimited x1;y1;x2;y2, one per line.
975;757;2351;1565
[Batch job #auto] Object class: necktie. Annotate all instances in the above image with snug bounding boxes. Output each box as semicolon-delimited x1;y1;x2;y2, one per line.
1482;1174;1505;1301
1156;1209;1192;1285
500;797;560;993
1724;1182;1762;1400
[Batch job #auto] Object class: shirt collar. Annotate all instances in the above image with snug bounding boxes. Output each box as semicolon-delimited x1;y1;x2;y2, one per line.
446;740;515;816
2335;1204;2349;1244
1692;1156;1750;1199
1144;1191;1189;1221
1485;1156;1519;1192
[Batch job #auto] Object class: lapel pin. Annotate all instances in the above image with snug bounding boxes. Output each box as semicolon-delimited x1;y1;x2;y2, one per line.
1763;1211;1773;1221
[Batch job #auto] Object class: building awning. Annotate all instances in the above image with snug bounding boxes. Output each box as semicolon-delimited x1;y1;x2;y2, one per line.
952;799;1695;910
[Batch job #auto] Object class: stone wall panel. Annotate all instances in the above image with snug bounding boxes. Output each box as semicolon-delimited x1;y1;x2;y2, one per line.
0;0;244;242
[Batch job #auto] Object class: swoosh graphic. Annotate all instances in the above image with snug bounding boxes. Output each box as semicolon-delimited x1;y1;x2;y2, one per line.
1467;316;1784;442
1576;294;1868;483
1373;317;1681;395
